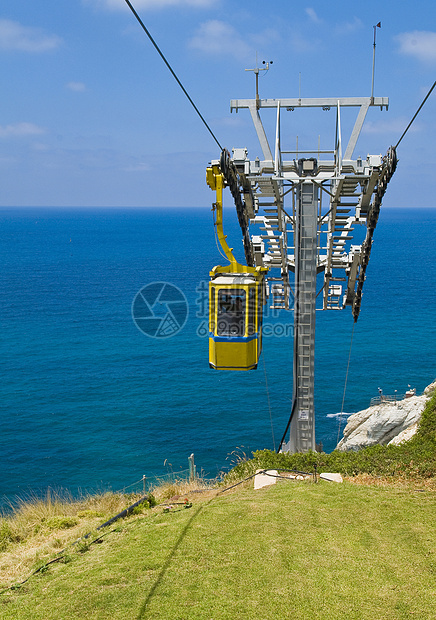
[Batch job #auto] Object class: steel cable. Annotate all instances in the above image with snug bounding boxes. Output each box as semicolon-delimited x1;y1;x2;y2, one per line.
395;80;436;149
336;321;356;448
123;0;222;150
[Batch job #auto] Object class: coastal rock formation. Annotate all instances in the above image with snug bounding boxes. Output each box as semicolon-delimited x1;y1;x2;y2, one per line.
336;380;436;451
388;421;419;446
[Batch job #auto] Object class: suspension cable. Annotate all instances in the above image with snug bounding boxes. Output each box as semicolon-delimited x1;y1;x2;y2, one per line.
262;352;276;451
277;397;297;453
395;80;436;149
336;321;356;447
123;0;222;151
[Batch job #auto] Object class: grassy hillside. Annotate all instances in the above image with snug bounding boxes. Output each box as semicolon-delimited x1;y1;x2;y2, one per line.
1;481;436;619
0;390;435;619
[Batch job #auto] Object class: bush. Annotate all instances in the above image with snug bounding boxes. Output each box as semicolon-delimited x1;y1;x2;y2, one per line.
0;519;21;552
43;516;79;530
76;510;105;519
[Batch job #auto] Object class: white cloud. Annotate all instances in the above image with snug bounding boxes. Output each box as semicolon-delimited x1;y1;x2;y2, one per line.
395;30;436;63
0;155;17;165
289;31;316;53
251;27;281;50
336;17;363;34
305;8;321;24
362;117;416;136
0;122;46;138
66;82;86;92
0;19;61;52
217;116;245;127
124;162;151;172
189;20;251;59
32;143;51;152
86;0;214;10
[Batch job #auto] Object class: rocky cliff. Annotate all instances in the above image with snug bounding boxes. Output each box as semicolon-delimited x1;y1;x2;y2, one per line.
336;380;436;451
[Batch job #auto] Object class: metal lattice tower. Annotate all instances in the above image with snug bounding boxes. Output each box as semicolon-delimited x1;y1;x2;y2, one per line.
219;93;396;453
289;181;318;452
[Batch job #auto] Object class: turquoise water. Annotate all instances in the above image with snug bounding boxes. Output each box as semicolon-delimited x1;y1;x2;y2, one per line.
1;207;435;507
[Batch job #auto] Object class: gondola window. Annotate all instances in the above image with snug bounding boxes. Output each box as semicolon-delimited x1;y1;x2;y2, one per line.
217;290;245;337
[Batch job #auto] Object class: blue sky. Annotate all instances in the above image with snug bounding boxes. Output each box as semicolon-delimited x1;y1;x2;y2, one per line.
0;0;435;207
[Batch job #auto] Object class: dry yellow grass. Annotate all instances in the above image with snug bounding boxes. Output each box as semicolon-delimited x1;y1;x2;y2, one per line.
346;472;436;490
0;491;143;587
150;476;217;501
0;479;218;589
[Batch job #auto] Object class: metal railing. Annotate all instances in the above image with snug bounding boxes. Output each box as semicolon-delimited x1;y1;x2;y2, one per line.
369;392;419;407
116;454;198;495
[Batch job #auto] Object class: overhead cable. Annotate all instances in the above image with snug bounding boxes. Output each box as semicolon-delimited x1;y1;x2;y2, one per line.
262;353;276;451
336;321;356;447
395;80;436;149
277;398;297;453
123;0;222;150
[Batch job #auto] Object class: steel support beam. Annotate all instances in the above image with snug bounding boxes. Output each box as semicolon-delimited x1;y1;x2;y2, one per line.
231;96;389;111
283;181;318;453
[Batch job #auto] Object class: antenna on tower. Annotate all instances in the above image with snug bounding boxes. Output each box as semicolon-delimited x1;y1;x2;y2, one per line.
371;22;382;103
245;53;273;110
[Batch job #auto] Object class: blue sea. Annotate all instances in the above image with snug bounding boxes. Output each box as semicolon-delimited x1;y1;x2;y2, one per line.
1;206;435;508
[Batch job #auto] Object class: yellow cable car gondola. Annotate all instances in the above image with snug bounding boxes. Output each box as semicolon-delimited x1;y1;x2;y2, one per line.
207;163;267;370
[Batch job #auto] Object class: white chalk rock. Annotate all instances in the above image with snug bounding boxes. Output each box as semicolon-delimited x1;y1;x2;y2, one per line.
424;380;436;395
336;380;435;452
388;421;419;446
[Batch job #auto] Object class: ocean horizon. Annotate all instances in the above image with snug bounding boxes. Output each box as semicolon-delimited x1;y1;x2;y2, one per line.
1;206;435;509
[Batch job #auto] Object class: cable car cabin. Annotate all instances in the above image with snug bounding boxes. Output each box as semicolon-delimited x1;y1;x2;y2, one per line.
209;269;266;370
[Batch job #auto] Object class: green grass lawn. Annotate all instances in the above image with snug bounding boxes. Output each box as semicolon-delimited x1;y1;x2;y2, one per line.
2;480;435;620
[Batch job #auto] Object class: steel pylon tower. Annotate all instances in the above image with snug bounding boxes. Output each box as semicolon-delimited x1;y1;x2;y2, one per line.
212;92;396;452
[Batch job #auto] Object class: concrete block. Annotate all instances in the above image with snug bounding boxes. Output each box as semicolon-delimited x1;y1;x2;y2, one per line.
254;469;278;490
320;472;343;483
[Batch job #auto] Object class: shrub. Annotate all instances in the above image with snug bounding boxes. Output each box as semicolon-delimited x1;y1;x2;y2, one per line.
76;510;106;519
0;519;21;552
44;516;79;530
